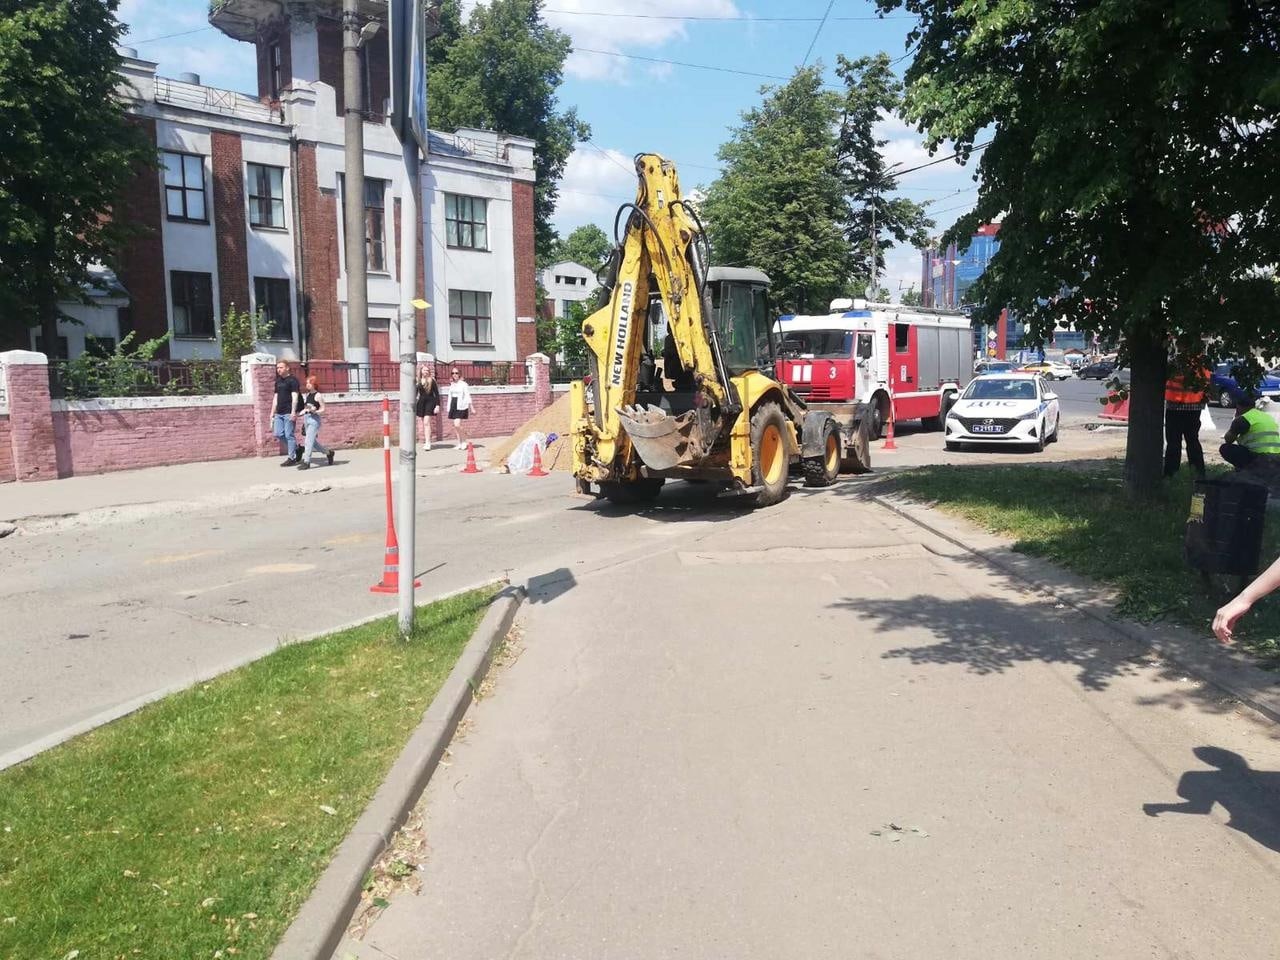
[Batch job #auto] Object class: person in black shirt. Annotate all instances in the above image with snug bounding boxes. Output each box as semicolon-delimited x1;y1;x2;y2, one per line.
272;360;302;464
297;375;334;470
414;367;441;450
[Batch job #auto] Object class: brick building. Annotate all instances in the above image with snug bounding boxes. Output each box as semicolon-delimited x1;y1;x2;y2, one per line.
26;0;538;366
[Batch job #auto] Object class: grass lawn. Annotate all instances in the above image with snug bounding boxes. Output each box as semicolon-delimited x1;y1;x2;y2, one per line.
884;461;1280;664
0;588;497;960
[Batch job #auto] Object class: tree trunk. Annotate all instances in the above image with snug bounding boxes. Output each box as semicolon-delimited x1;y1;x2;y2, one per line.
39;296;59;360
1123;324;1167;500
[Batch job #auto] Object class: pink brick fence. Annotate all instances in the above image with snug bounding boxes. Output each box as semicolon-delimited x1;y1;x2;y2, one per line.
0;351;554;483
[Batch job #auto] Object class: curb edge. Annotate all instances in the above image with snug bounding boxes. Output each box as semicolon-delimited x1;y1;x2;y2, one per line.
269;584;526;960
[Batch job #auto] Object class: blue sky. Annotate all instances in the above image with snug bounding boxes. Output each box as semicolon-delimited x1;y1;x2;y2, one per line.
119;0;982;298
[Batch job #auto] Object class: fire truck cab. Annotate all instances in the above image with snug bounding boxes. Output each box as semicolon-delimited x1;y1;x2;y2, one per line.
775;299;974;444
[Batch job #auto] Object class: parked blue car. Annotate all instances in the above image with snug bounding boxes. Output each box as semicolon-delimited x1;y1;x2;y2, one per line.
1209;362;1280;408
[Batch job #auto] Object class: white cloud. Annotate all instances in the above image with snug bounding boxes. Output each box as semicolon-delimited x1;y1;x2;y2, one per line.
553;145;637;235
541;0;741;83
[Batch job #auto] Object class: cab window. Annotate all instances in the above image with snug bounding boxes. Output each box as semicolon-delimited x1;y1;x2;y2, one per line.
894;324;909;353
717;282;773;374
857;332;874;360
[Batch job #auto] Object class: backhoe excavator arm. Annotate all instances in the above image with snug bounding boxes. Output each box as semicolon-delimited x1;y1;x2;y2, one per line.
574;154;735;481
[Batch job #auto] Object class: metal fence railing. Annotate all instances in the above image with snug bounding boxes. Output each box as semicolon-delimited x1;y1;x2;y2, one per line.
48;359;244;400
550;359;591;384
302;360;531;394
433;361;529;387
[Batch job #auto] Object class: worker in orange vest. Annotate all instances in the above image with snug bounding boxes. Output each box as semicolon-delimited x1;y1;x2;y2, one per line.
1164;358;1210;480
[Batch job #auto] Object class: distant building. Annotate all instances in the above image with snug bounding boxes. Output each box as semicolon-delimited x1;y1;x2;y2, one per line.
920;223;1001;310
16;0;538;365
540;260;600;319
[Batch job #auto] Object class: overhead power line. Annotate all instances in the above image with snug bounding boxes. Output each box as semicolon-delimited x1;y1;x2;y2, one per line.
800;0;837;68
130;25;216;45
573;46;788;80
893;141;992;178
544;9;914;22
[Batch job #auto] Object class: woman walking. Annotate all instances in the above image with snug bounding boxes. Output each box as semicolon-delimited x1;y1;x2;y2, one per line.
297;375;335;470
414;367;441;450
446;367;474;449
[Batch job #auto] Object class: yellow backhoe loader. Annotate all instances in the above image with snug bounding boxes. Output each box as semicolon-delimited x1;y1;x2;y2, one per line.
569;153;870;506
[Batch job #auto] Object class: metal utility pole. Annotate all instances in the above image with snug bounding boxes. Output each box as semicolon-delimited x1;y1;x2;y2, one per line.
396;141;419;637
342;0;370;367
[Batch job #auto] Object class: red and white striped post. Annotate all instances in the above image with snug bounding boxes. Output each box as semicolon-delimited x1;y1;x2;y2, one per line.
371;397;420;594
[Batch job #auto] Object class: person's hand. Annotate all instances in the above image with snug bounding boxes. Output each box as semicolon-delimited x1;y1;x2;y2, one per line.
1212;595;1252;644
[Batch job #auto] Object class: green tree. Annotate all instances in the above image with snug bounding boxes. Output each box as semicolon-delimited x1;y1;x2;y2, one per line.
702;67;853;314
0;0;153;349
551;224;612;271
881;0;1280;498
427;0;589;259
901;286;923;307
835;53;934;293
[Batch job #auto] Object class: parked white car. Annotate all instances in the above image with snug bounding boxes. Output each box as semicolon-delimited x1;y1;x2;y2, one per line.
945;374;1061;452
1018;360;1074;381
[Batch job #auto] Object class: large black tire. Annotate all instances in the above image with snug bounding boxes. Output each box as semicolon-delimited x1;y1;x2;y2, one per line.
803;418;841;487
750;402;790;507
867;397;886;440
922;391;956;431
599;477;665;504
842;416;872;474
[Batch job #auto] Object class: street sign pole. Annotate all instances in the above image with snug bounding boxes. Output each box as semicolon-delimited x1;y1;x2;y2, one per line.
390;0;434;638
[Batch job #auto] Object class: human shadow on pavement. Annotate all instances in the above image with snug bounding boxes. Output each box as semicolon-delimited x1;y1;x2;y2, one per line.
1143;746;1280;854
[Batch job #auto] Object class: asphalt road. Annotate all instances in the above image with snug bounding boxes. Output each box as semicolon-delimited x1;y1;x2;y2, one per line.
345;482;1280;960
1048;374;1236;430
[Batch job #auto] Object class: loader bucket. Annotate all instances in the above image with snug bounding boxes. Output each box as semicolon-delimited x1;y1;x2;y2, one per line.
616;404;701;472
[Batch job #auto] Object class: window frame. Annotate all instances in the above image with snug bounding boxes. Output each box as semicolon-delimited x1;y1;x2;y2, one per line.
163;151;208;224
444;194;489;251
253;276;293;342
247;163;287;230
448;289;494;346
170;270;216;340
364;178;387;273
268;43;283;99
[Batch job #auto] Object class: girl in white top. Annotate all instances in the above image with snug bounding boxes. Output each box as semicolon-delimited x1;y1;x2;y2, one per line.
446;368;474;449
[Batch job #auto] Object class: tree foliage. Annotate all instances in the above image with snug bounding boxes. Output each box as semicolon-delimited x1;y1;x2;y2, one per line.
549;224;612;271
427;0;589;259
0;0;152;346
702;67;853;314
901;286;923;307
880;0;1280;497
835;53;934;292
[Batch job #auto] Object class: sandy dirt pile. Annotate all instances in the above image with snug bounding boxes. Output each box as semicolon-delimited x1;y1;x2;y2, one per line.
490;392;574;473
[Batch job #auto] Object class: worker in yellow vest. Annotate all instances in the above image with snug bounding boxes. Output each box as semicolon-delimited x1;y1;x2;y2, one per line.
1221;396;1280;470
1164;360;1210;479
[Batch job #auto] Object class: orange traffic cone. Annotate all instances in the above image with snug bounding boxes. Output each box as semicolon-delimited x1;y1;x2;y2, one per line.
528;443;548;477
882;413;897;451
370;526;421;593
460;442;480;474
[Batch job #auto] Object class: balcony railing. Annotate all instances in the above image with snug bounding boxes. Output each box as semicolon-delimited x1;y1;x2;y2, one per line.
153;76;283;124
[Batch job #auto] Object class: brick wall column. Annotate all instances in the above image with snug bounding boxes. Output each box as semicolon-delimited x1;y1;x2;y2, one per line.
243;352;283;456
511;180;538;361
212;131;250;320
528;352;551;408
1;351;57;482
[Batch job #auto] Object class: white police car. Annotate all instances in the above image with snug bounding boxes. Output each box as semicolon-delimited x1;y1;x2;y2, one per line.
945;373;1061;452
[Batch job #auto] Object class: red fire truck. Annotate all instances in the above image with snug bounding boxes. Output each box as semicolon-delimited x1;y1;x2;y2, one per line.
775;299;973;446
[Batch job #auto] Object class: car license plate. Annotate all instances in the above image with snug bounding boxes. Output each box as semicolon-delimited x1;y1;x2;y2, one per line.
972;424;1005;434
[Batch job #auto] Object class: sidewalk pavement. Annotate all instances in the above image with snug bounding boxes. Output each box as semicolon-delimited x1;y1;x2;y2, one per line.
340;485;1280;960
0;437;506;529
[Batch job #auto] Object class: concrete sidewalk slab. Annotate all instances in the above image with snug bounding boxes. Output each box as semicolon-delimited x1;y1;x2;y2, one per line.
338;490;1280;960
0;437;507;531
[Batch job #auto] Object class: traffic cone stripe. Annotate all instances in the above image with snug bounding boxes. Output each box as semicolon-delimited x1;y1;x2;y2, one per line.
528;443;548;477
461;442;480;474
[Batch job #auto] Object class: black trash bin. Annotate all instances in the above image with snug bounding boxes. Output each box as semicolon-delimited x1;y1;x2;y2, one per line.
1184;479;1268;576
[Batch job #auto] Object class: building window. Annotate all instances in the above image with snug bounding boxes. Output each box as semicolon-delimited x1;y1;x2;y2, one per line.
163;152;207;222
269;43;283;99
254;277;292;341
171;271;215;338
365;179;386;272
85;336;117;357
34;334;69;360
445;194;488;250
248;164;286;229
449;290;492;345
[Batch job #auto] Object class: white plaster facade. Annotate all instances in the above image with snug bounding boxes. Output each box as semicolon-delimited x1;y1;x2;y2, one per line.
541;260;600;318
91;11;535;366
